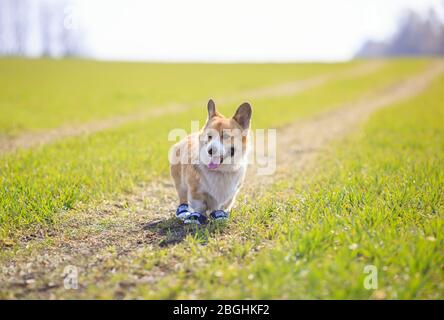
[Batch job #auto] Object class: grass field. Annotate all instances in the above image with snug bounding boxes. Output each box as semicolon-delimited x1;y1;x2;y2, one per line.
0;59;427;239
0;59;357;134
130;73;444;299
0;58;442;299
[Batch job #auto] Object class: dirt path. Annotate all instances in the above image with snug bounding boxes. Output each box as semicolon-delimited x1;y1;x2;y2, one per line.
0;61;383;155
248;60;444;189
218;60;384;104
0;61;442;299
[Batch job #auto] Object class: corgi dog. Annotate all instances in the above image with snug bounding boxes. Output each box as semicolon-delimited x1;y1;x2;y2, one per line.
169;99;252;224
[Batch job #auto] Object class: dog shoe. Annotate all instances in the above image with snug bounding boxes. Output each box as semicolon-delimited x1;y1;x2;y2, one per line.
176;203;191;220
184;212;208;225
210;210;229;221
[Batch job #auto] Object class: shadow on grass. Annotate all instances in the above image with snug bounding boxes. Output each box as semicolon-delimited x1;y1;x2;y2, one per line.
142;216;227;247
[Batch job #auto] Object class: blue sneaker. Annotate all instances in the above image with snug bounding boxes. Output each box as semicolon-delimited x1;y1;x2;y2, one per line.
175;203;191;220
210;210;229;221
184;212;208;225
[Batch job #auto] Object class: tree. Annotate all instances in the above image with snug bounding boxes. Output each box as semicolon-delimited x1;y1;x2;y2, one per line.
0;0;30;56
356;7;444;58
0;0;87;57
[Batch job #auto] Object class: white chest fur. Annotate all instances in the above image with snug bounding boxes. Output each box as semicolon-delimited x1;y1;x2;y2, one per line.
198;164;246;210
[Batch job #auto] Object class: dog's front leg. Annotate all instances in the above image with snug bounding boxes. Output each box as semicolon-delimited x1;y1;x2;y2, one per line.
189;195;207;214
207;195;236;221
189;199;207;214
185;193;208;225
222;196;236;212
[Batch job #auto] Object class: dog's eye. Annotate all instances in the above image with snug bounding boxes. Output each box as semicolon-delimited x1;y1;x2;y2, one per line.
207;135;212;141
230;147;235;157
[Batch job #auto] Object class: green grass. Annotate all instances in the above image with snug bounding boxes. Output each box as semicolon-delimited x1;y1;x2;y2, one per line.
249;59;428;128
0;58;442;299
0;58;358;135
0;59;429;240
121;73;444;299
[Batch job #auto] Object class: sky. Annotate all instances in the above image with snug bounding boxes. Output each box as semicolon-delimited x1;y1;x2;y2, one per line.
69;0;444;61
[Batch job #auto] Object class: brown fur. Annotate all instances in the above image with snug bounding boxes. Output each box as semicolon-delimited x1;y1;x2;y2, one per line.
170;100;252;215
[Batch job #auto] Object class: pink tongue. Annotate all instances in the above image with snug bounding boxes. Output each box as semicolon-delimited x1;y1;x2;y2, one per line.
208;161;220;169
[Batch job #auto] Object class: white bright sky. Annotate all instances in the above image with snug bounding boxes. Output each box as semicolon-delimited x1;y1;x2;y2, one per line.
71;0;444;62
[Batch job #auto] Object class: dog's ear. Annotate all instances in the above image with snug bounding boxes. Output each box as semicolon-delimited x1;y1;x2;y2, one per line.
207;99;217;119
233;102;252;130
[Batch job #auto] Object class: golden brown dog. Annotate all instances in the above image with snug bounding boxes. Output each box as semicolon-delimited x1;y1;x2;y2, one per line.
169;99;252;224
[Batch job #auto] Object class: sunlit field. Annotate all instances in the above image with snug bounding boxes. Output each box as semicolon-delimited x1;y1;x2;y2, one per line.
0;58;442;299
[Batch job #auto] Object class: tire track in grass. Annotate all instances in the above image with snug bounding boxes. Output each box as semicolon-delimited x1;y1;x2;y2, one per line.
248;60;444;190
0;61;383;155
1;60;442;298
218;60;384;104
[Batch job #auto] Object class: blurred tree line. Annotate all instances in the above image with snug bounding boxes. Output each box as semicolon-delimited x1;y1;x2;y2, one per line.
0;0;86;57
356;8;444;58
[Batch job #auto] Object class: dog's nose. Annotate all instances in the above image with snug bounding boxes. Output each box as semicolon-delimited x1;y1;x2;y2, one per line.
208;146;215;156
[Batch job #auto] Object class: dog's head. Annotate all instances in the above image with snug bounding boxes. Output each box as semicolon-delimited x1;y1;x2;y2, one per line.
199;99;252;172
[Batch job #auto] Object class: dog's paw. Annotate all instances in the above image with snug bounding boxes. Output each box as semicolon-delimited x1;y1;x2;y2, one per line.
210;210;229;221
184;212;208;225
175;203;191;220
